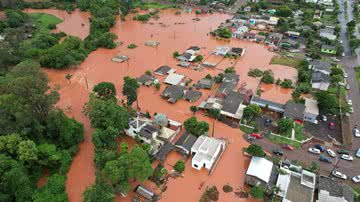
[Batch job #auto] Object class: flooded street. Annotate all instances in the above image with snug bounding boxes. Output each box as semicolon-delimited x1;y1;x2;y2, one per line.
28;8;297;201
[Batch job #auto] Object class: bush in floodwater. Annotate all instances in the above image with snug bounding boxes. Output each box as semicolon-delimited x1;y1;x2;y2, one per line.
247;68;263;77
173;160;185;173
133;14;151;21
127;43;137;49
222;184;233;193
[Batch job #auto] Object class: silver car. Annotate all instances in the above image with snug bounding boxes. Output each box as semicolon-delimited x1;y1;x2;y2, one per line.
332;170;347;180
340;154;354;161
326;149;336;157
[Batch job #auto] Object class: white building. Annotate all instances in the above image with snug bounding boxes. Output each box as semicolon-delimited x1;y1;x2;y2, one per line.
191;135;226;171
317;176;354;202
232;26;249;38
246;157;273;184
164;73;185;85
304;98;319;124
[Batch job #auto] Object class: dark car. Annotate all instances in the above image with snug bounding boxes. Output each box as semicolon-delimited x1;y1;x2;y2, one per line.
264;118;272;127
337;149;350;155
314;144;326;152
272;149;284;156
319;155;332;164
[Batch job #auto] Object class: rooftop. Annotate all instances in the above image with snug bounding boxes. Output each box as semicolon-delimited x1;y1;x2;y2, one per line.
284;101;305;120
139;124;158;140
221;91;244;115
309;59;332;72
312;71;330;83
246;157;273;183
175;132;198;154
305;98;319;115
250;96;285;112
137;74;156;84
183;90;202;102
195;78;214;89
321;44;336;51
164;73;185;85
191;135;226;164
318;176;354;202
161;85;185;103
154;65;173;75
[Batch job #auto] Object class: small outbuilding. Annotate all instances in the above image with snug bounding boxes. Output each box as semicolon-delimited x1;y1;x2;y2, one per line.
164;73;185;85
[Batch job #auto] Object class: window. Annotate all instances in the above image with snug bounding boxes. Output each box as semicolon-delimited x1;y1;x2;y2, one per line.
194;164;198;168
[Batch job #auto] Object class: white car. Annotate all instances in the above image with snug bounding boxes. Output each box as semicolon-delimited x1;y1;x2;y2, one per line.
352;175;360;183
344;73;348;78
340;154;354;161
348;100;352;105
354;128;360;137
308;147;321;154
327;149;336;157
332;170;347;180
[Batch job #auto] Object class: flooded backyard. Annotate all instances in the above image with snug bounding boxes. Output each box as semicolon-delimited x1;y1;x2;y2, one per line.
26;8;297;202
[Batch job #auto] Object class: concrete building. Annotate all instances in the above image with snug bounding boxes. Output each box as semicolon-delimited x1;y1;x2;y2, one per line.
317;176;354;202
245;157;276;190
191;135;226;171
304;98;319;124
164;73;185;85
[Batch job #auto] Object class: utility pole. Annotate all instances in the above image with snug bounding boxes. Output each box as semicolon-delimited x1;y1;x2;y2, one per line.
85;76;89;90
329;158;341;177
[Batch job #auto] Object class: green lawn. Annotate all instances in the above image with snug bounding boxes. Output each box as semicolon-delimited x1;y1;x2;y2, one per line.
356;66;360;86
294;124;307;141
268;134;301;149
133;1;175;9
270;56;302;68
29;13;62;36
240;125;254;134
320;14;337;25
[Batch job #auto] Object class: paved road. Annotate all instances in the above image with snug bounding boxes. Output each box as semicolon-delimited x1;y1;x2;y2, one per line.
228;0;247;14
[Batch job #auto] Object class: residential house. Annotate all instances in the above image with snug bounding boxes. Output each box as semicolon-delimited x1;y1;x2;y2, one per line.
304;98;319;124
216;73;240;97
285;31;300;39
318;0;333;6
317;176;354;202
164;73;185;85
319;28;336;40
178;62;190;68
250;96;285;112
220;91;246;120
144;40;160;47
321;45;337;55
134;185;155;201
255;34;266;43
309;60;332;75
313;9;322;19
283;102;305;122
305;0;318;3
195;78;214;89
137;74;158;86
198;97;223;111
242;32;256;41
160;85;185;103
174;132;198;156
154;65;175;75
311;71;331;91
228;47;246;56
276;168;316;202
186;46;200;55
280;39;298;49
183;90;202;102
266;32;283;46
243;6;251;12
213;46;231;56
232;26;249;38
245;157;277;192
177;52;196;62
191;135;226;171
111;55;128;63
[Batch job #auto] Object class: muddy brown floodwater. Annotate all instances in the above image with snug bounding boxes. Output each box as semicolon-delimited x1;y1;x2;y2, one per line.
26;8;297;202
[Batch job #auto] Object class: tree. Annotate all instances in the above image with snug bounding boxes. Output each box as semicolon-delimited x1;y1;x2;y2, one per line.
122;76;139;107
190;106;198;114
245;144;266;157
261;70;274;84
0;133;23;156
250;185;265;199
83;183;114;202
155;83;161;91
154;113;168;127
128;144;154;182
93;82;116;100
194;55;203;62
92;127;119;149
306;161;319;173
65;73;72;84
224;67;236;74
33;174;68;202
174;160;185;173
315;91;339;114
173;51;180;58
280;79;293;88
37;143;61;168
276;6;293;17
217;28;232;38
278;117;294;133
18;140;38;164
184;117;209;137
242;104;261;122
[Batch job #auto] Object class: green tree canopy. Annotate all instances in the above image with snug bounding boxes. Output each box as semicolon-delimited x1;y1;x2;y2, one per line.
33;174;68;202
315;91;339;114
83;183;115;202
245;144;266;157
184;117;209;137
93;82;116;100
122;76;139;106
242;104;261;122
278;117;294;133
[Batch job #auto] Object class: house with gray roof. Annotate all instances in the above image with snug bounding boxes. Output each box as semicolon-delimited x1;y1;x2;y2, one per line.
317;176;354;202
134;185;155;201
284;102;305;121
154;65;175;76
319;27;336;40
175;132;198;155
177;52;196;62
161;85;185;103
250;96;285;112
183;90;202;102
309;60;332;75
195;78;214;89
216;73;240;97
311;71;331;91
228;47;246;56
137;74;158;86
221;91;246;120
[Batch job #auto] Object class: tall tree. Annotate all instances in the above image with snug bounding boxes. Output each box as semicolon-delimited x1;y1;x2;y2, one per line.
83;183;114;202
184;117;209;137
122;76;139;107
128;144;154;182
93;82;116;100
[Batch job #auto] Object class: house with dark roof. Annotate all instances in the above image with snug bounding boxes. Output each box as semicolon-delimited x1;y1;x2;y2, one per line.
139;124;159;143
309;60;332;75
279;39;298;49
186;46;200;54
221;91;246;120
154;66;175;76
183;90;202;102
284;102;305;121
161;85;185;103
195;78;214;89
317;176;354;202
137;74;158;86
175;132;198;155
177;52;196;62
216;73;240;97
250;96;285;112
311;71;331;91
228;47;246;56
266;32;283;46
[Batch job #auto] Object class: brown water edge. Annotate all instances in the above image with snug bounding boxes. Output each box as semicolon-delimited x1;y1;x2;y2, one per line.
25;8;90;40
30;8;298;202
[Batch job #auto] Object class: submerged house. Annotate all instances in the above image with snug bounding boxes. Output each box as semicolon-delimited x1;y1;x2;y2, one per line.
137;74;158;86
174;132;198;156
195;78;214;89
216;73;240;97
245;157;276;192
191;135;226;172
160;85;186;103
183;90;202;102
163;73;185;85
250;96;285;112
154;65;175;76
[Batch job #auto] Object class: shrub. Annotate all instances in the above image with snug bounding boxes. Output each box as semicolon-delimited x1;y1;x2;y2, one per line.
248;68;263;77
250;185;265;199
127;43;137;49
280;79;293;88
222;184;233;193
47;23;56;30
174;160;185;173
261;70;274;84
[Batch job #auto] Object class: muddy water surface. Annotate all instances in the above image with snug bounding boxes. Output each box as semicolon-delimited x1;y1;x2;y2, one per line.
31;8;297;202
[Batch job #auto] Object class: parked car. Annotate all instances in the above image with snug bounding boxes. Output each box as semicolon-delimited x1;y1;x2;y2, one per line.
319;155;332;163
346;84;351;90
314;144;326;152
340;154;354;161
348;100;352;105
352;175;360;183
337;149;350;155
272;149;283;156
354;128;360;138
249;133;263;139
308;147;321;154
344;73;348;78
332;170;347;180
264;118;272;127
356;148;360;158
282;144;294;151
329;122;335;130
322;115;327;122
326;149;336;157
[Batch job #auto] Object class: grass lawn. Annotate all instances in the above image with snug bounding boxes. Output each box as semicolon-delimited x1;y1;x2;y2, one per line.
320;14;337;25
280;128;292;138
270;56;302;68
29;13;62;36
133;1;175;9
240;125;254;134
356;66;360;86
294;123;307;141
268;134;301;149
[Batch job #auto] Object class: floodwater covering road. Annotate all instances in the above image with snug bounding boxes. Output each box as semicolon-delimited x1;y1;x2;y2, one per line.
26;8;297;202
